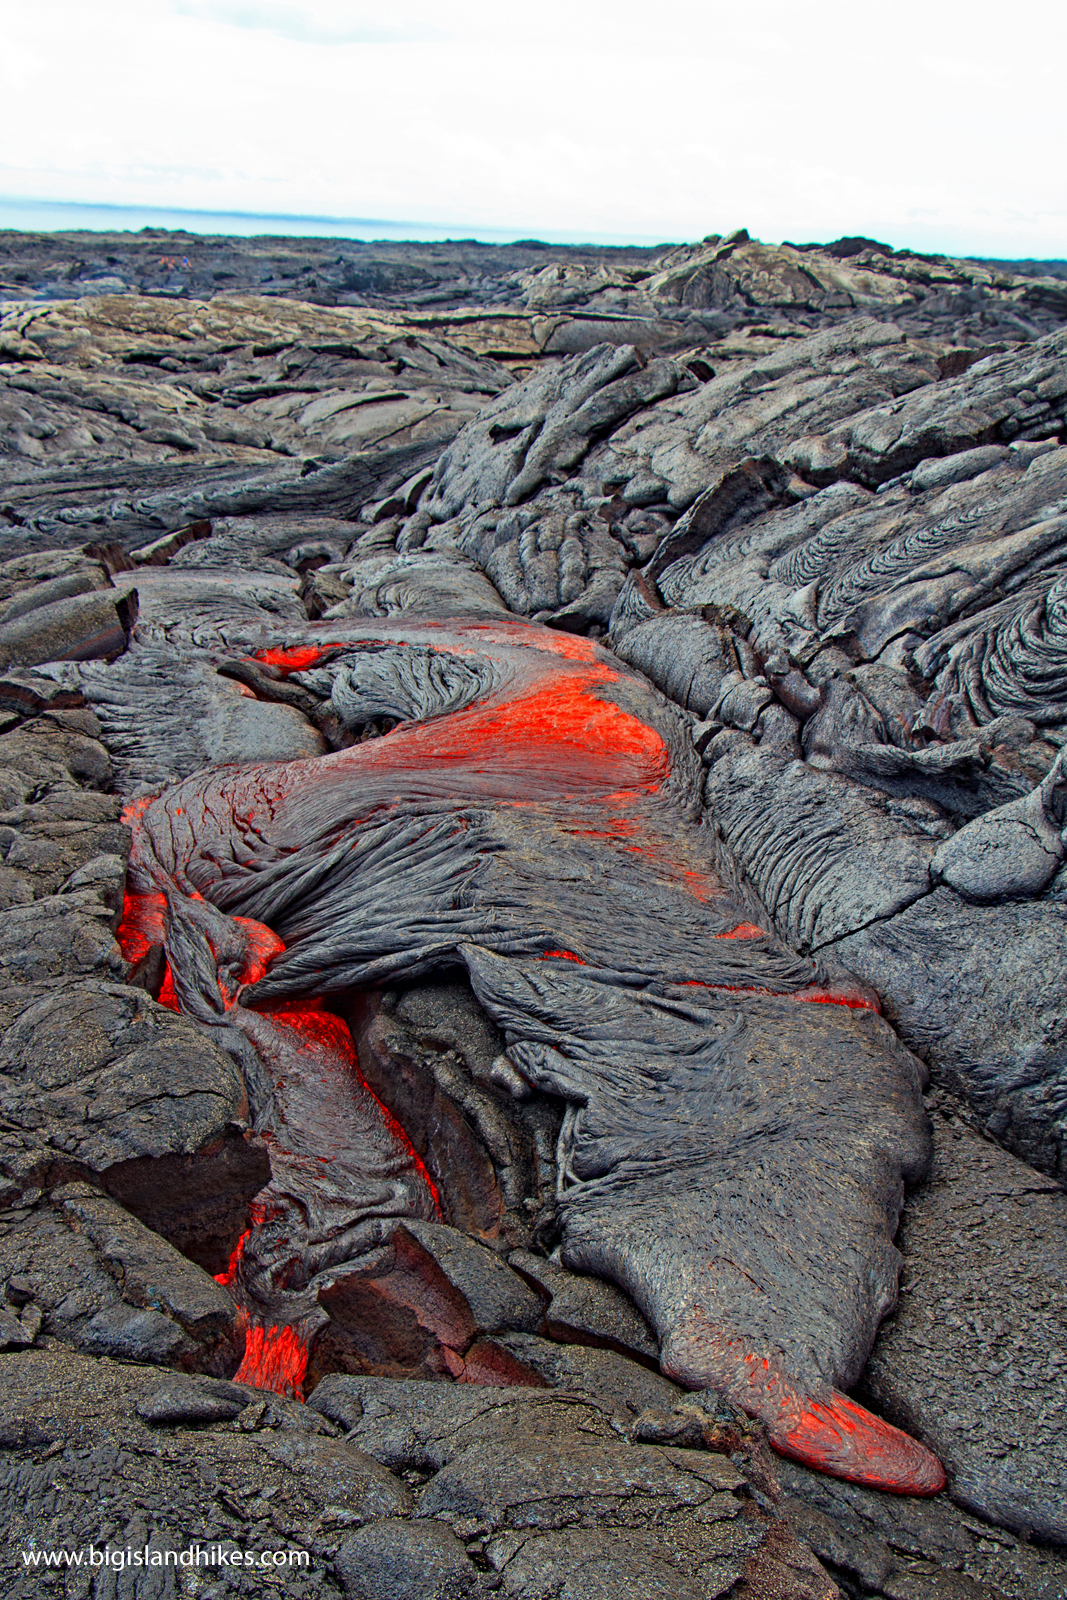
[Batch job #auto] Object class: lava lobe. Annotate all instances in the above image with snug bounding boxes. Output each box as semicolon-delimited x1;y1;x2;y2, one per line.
120;616;944;1494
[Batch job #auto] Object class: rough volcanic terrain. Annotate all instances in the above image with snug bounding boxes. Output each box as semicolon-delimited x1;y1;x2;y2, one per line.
0;226;1065;1599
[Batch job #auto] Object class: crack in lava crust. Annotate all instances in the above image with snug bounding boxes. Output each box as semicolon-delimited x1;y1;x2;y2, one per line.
119;617;944;1493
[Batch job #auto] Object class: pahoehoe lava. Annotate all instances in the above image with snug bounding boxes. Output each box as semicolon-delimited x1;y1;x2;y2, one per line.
2;227;1066;1598
120;617;943;1491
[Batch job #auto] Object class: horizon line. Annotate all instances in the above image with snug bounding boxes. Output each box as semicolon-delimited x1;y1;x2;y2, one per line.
0;195;675;250
0;196;1064;264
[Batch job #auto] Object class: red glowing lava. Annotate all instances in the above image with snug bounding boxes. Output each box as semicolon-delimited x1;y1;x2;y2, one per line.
115;889;167;966
252;643;347;674
262;998;443;1217
156;965;180;1012
791;983;881;1013
233;1323;309;1397
352;668;669;800
679;977;880;1013
779;1392;946;1496
232;918;286;987
214;1228;251;1288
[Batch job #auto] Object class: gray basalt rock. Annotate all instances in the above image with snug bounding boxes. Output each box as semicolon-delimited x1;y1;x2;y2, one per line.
609;431;1067;1190
417;1434;747;1527
397;1223;543;1338
3;231;1067;1570
778;1455;1067;1600
0;1344;835;1600
0;980;249;1192
0;714;133;1042
415;344;685;522
0;777;128;912
134;1375;247;1426
0;1344;407;1600
832;891;1067;1182
612;612;748;717
784;330;1067;486
312;1371;762;1589
0;1186;243;1374
628;443;1067;693
0;548;112;616
3;227;1066;354
508;1247;660;1361
0;289;518;501
416;484;634;628
859;1094;1067;1545
305;1374;618;1468
702;732;944;948
488;1332;682;1415
351;979;559;1247
0;885;123;995
335;1518;483;1600
588;319;940;509
0;585;135;669
329;548;510;618
928;745;1067;898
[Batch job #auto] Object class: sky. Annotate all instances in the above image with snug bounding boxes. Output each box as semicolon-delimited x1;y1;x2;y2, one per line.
1;0;1065;256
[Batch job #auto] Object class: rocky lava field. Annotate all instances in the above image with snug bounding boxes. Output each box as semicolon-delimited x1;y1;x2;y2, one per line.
0;226;1065;1599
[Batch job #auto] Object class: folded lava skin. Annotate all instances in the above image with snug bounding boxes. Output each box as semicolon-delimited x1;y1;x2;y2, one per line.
121;616;944;1493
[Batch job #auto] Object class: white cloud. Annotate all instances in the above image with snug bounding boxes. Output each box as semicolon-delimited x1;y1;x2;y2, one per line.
0;0;1064;255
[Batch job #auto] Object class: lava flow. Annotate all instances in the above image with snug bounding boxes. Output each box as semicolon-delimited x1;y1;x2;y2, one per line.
116;892;441;1398
119;616;945;1493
